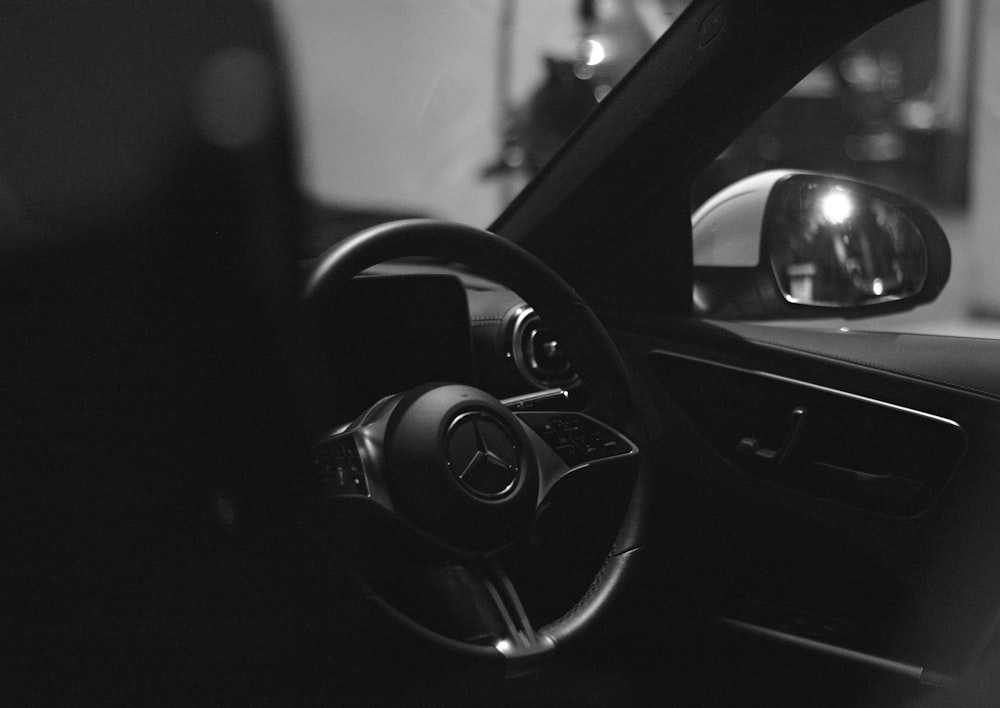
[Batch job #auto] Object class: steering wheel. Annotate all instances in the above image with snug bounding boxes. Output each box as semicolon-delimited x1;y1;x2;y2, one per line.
304;219;650;671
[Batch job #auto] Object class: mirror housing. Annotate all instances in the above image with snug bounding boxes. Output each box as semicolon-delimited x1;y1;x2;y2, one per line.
692;171;950;320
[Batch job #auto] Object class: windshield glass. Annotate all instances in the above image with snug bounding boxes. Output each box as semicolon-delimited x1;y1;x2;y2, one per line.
275;0;680;234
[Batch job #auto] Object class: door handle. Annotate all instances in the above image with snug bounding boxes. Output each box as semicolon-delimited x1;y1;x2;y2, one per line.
736;407;807;468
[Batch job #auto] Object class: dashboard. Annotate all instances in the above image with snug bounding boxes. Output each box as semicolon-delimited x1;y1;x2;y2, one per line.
321;261;582;420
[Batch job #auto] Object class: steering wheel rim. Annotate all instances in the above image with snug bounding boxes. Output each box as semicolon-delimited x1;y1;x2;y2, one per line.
304;218;650;668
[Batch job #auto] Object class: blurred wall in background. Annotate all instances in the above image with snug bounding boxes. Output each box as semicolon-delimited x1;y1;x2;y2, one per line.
970;1;1000;317
275;0;575;227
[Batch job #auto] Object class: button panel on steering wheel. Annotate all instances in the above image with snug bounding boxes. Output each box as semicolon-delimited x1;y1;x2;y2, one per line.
313;435;369;498
516;412;637;468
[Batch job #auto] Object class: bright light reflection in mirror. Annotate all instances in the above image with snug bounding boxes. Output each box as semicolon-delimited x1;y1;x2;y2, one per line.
820;190;853;225
768;177;928;307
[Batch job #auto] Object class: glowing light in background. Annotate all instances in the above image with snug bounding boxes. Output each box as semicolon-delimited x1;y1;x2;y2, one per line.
872;278;885;296
582;38;607;66
820;190;853;224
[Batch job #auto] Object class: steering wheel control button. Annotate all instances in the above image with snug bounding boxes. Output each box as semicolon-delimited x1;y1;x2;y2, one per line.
446;411;521;499
314;436;369;498
350;473;368;495
518;413;635;468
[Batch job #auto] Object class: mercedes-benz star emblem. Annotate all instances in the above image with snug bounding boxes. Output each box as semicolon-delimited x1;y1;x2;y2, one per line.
446;412;521;499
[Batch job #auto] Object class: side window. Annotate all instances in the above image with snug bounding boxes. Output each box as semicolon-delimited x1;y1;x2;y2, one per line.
692;0;1000;338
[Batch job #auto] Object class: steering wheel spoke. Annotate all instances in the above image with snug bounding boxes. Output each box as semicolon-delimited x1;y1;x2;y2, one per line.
515;411;639;505
477;560;555;661
310;392;402;511
312;430;392;513
312;433;371;498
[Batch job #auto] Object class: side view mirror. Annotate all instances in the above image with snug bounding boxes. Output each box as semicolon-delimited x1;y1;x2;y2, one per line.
691;171;951;320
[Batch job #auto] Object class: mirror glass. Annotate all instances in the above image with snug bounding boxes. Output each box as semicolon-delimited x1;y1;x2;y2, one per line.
767;177;928;307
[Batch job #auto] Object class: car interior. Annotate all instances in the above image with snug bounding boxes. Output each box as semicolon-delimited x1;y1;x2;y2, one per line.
6;0;1000;705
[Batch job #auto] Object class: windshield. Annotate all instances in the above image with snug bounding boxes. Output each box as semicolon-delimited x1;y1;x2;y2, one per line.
275;0;680;233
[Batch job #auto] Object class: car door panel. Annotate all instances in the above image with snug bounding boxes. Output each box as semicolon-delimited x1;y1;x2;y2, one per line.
648;349;966;517
717;323;1000;402
608;318;1000;682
